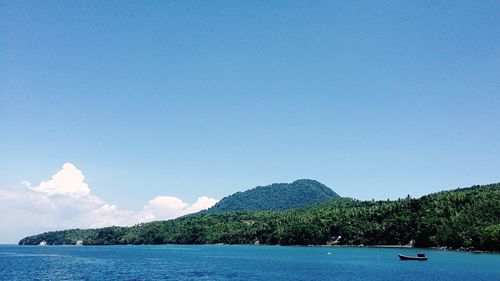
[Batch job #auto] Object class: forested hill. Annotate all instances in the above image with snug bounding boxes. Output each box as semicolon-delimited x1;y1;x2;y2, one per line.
205;179;340;213
19;183;500;252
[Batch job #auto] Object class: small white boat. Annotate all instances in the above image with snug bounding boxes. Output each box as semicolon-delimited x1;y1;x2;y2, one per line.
398;253;428;261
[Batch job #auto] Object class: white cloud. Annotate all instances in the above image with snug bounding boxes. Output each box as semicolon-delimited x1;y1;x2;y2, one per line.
0;163;218;243
185;196;219;214
31;163;90;196
138;195;219;222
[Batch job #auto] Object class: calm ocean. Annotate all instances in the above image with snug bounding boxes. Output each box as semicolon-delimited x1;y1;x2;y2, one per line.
0;244;498;280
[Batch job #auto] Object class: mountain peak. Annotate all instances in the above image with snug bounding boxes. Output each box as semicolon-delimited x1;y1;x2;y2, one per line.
205;179;340;213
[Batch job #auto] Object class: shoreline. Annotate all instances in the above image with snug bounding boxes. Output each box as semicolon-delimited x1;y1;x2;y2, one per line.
17;243;499;253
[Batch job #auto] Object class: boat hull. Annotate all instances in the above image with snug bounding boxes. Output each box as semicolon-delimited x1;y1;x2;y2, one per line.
398;254;428;261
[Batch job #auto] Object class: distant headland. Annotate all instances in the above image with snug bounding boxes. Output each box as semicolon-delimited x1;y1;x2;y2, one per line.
19;180;500;252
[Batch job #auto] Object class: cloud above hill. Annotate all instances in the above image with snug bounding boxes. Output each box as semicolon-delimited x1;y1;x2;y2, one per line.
0;163;218;243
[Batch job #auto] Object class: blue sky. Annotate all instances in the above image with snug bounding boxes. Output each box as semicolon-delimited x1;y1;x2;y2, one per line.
1;0;499;215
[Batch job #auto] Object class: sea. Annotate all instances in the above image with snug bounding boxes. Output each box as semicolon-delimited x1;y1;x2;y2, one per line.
0;244;499;280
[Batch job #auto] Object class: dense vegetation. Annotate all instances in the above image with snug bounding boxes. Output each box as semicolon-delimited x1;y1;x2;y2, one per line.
205;179;340;213
19;183;500;252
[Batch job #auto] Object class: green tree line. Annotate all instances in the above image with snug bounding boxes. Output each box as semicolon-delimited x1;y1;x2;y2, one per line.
19;183;500;251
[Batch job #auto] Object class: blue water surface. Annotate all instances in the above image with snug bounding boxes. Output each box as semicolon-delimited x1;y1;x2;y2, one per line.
0;245;498;280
